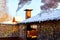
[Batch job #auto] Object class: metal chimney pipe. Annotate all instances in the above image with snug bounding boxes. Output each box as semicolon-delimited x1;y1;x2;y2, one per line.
12;17;16;22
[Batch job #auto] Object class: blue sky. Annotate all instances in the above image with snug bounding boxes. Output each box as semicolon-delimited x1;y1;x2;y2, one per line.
6;0;60;20
6;0;43;20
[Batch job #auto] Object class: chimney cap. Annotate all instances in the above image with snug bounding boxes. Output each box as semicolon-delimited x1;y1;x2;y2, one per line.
24;9;33;11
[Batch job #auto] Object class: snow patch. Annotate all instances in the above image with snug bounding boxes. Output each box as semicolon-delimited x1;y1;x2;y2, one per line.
21;9;60;23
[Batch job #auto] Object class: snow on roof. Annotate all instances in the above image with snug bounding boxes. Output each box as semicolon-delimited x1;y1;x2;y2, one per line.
0;16;23;24
21;9;60;23
0;21;17;24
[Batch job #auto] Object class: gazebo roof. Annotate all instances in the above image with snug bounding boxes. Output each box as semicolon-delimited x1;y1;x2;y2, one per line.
21;9;60;23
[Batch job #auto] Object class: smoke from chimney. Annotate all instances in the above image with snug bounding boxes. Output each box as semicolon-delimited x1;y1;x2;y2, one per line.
16;0;32;12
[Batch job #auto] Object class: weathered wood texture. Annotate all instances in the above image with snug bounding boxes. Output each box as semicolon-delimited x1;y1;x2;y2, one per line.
0;24;19;37
38;20;60;40
19;25;27;40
